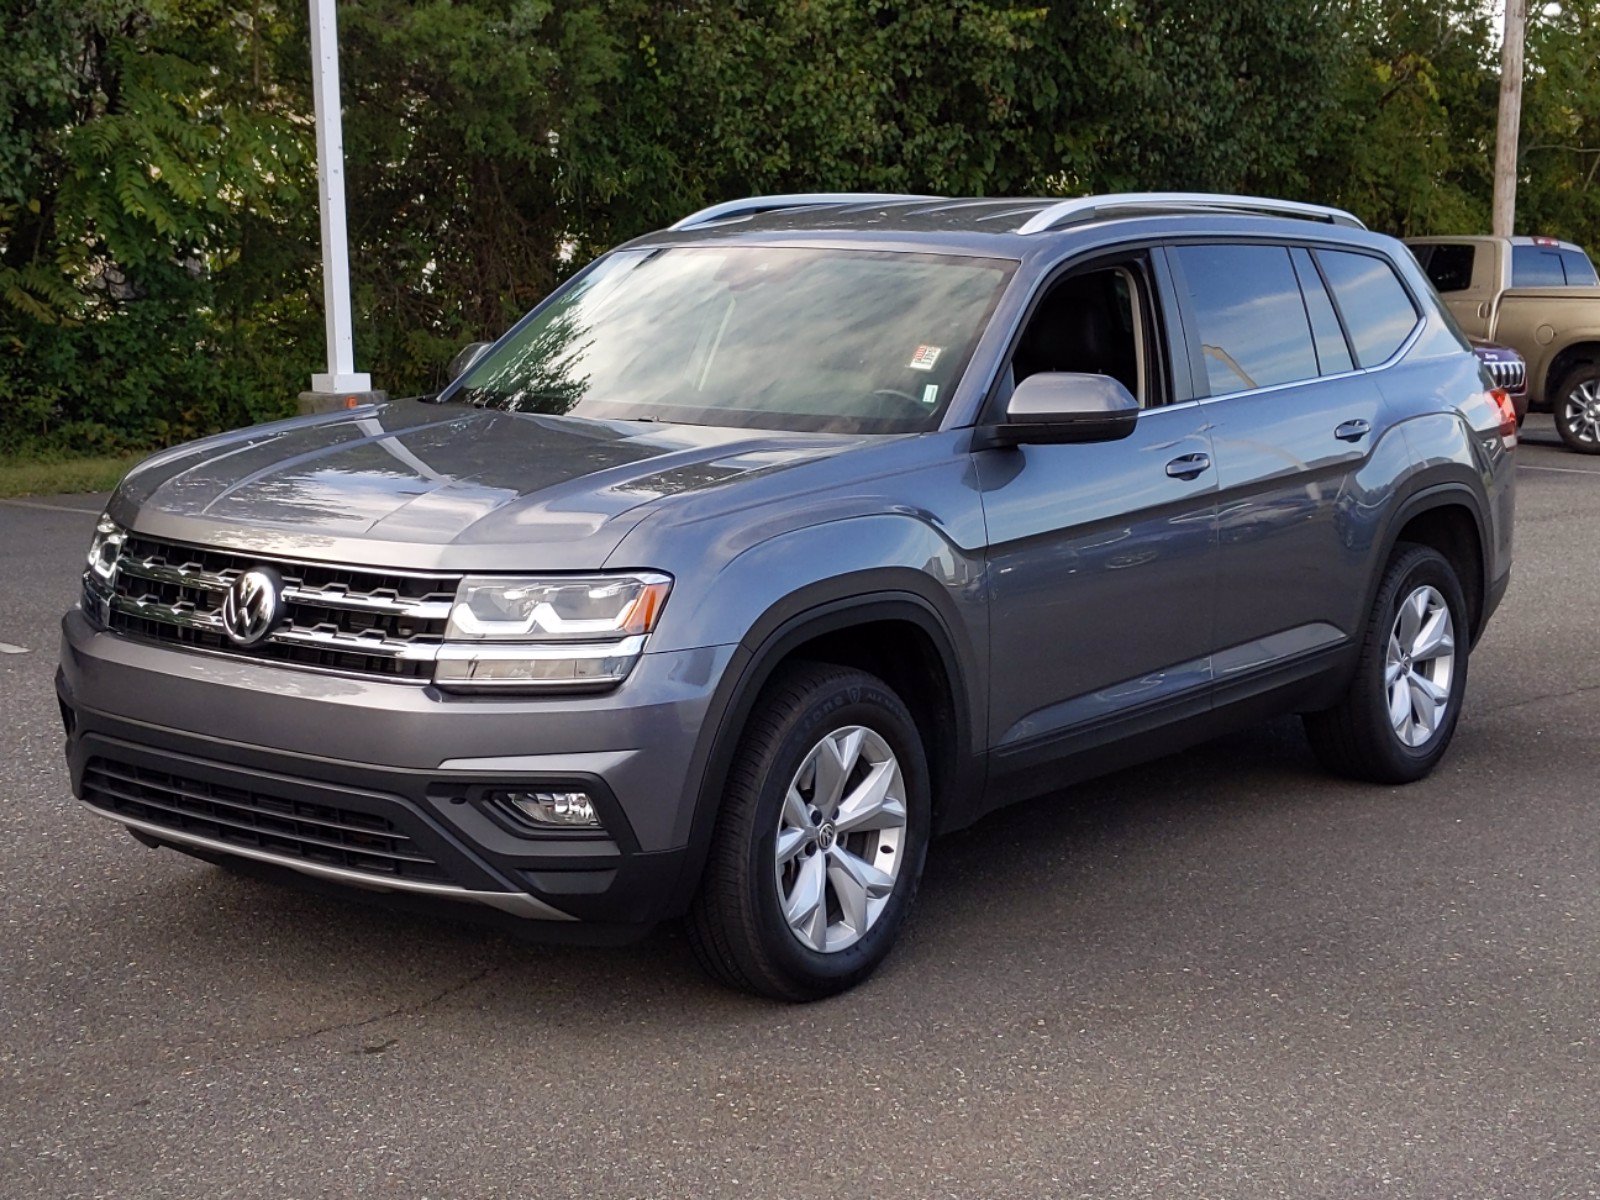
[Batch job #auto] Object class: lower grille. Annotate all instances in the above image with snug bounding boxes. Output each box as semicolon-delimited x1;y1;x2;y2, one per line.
82;758;450;884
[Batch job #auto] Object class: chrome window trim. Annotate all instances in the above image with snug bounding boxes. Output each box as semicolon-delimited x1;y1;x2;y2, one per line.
1189;316;1430;407
1160;238;1431;404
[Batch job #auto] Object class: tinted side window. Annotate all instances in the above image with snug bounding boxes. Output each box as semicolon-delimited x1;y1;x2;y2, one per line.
1512;245;1566;287
1290;248;1354;374
1173;244;1319;395
1416;243;1475;292
1316;250;1420;367
1560;249;1599;286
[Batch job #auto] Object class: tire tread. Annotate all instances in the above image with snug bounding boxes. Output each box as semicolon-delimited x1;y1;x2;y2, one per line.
1303;543;1467;784
686;662;919;1001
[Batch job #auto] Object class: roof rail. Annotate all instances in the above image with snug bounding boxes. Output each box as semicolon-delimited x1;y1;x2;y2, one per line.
669;193;938;232
1016;192;1366;235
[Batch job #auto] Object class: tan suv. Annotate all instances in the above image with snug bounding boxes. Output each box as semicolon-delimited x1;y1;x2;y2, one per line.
1408;235;1600;453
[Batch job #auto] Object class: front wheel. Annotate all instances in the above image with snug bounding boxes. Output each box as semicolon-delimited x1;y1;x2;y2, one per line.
1303;544;1470;784
1553;363;1600;453
687;662;930;1001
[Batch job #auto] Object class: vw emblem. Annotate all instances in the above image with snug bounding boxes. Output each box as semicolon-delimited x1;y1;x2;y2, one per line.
221;566;284;647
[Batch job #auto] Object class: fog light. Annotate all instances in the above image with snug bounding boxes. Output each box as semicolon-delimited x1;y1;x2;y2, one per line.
491;789;601;829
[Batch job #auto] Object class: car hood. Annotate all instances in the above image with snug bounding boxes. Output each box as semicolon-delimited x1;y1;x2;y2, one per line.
111;400;870;571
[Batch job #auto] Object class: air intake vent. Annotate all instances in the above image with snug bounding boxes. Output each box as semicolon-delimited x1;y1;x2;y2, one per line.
81;758;450;883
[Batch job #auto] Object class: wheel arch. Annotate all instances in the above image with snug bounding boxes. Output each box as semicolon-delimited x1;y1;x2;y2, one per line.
664;581;984;914
1375;481;1490;644
1542;338;1600;404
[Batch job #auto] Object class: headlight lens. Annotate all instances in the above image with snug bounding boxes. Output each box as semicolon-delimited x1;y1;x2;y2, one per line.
435;572;671;692
85;517;126;587
445;573;671;642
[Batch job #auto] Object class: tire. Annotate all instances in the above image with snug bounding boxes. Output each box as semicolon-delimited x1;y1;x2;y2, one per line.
1303;544;1470;784
1553;362;1600;454
686;662;931;1001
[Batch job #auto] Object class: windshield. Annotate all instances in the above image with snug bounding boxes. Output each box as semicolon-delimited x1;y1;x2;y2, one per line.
448;245;1015;434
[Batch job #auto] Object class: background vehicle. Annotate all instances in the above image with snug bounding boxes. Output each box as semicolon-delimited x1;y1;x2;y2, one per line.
1408;235;1600;452
61;193;1515;1000
1470;338;1528;424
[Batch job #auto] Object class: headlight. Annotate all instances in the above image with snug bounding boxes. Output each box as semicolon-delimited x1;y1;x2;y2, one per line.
434;572;671;692
85;517;126;587
445;573;671;641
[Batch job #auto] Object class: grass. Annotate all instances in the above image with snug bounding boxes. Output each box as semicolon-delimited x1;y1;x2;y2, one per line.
0;454;140;499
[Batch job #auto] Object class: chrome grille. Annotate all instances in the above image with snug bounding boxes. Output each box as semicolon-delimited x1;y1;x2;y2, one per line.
102;534;459;681
82;758;451;883
1484;357;1526;393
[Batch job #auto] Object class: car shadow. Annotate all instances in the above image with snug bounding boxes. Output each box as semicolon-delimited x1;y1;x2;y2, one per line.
131;714;1369;1029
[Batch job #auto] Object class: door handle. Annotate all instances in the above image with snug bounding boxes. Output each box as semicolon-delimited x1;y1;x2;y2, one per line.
1165;452;1211;480
1334;419;1371;443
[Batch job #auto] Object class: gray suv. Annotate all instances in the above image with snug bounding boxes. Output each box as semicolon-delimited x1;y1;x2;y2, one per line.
59;192;1516;999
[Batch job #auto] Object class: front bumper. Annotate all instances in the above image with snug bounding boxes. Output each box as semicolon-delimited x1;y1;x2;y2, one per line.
58;608;738;929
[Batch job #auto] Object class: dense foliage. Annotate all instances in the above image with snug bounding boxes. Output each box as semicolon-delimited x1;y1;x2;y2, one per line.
3;0;1598;455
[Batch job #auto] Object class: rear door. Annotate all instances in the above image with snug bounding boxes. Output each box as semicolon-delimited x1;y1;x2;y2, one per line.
1167;242;1411;690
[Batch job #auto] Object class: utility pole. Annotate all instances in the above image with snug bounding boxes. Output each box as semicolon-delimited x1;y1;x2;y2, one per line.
1492;0;1527;238
299;0;383;414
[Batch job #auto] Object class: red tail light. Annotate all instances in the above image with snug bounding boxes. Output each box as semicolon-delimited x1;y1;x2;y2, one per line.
1491;387;1518;442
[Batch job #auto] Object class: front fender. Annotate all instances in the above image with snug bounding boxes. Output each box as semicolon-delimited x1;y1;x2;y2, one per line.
611;508;990;911
641;510;988;755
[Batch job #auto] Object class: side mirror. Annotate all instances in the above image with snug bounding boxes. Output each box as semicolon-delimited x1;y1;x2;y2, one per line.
974;372;1140;449
447;341;493;383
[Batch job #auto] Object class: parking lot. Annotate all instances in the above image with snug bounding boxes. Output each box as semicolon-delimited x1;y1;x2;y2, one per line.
2;418;1597;1199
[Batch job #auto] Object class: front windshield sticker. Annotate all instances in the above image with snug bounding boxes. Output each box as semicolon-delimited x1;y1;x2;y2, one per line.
907;344;942;371
921;384;939;406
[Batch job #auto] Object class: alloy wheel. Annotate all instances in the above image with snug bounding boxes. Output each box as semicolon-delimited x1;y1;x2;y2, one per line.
774;725;907;953
1562;379;1600;446
1384;585;1456;748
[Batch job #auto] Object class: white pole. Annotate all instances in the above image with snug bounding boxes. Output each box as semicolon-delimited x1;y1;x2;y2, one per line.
1492;0;1526;239
308;0;370;394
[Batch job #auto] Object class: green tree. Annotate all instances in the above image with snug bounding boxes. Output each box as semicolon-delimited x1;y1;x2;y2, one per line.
1519;2;1600;245
1;0;315;452
8;0;1600;458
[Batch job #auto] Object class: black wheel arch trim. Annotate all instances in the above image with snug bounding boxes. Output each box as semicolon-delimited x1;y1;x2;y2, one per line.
1370;475;1493;643
664;574;986;915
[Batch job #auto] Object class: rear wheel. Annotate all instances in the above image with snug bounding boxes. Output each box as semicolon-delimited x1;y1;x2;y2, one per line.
1303;544;1470;783
1553;363;1600;453
687;662;930;1001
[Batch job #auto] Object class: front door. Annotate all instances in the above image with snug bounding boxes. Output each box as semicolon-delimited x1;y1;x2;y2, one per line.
977;257;1218;772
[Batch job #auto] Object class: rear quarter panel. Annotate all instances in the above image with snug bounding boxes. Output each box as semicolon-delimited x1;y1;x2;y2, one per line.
1375;352;1515;616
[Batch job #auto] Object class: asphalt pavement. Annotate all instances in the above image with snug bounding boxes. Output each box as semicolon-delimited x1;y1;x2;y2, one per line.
2;418;1597;1198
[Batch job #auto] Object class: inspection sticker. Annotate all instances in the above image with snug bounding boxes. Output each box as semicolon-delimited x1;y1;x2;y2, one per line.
907;344;942;371
921;384;940;406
